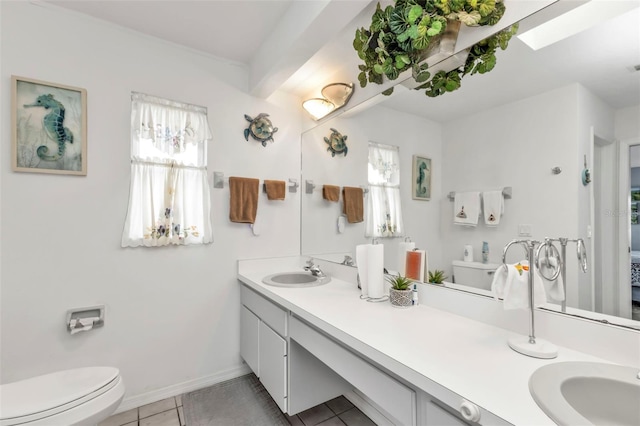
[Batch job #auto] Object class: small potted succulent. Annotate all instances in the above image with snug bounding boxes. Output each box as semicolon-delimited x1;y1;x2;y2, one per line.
428;269;448;285
386;274;414;308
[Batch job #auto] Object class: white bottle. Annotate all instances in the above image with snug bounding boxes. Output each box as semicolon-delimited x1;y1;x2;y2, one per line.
463;244;473;262
412;283;419;305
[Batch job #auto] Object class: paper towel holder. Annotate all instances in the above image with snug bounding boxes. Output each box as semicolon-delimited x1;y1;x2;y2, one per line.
66;305;105;333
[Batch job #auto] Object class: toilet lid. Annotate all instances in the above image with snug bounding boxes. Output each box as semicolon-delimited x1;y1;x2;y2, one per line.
0;367;120;422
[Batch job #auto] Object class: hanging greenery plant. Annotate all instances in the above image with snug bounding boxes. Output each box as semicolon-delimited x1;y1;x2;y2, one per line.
353;0;518;97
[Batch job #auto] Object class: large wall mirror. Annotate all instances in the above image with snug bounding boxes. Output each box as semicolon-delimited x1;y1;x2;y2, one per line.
301;4;640;328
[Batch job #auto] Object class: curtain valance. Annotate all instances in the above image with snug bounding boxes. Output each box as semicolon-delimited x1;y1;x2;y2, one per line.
131;92;212;158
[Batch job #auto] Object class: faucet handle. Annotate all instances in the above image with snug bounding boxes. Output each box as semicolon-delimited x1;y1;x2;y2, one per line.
342;255;354;266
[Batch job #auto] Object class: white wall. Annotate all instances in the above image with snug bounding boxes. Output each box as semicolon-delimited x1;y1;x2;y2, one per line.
442;85;584;307
576;84;615;311
301;105;444;272
0;1;301;406
441;83;619;312
615;105;640;141
441;85;581;271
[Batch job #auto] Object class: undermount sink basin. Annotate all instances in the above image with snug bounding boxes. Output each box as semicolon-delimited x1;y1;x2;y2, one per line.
262;272;330;287
529;361;640;426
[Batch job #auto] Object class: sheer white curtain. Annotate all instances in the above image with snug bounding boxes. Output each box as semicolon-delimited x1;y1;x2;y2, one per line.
365;142;404;238
121;93;213;247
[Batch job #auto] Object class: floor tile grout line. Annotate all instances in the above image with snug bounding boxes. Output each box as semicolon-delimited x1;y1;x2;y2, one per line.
139;405;178;420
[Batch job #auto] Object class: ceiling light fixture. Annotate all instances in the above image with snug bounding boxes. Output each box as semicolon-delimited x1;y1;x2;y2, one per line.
302;83;354;121
517;0;639;51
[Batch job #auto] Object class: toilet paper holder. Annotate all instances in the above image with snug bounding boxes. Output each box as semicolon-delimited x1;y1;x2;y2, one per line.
66;305;105;333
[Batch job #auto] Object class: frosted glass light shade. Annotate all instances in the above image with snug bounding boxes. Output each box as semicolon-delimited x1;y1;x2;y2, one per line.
302;98;335;121
302;82;354;121
321;83;354;108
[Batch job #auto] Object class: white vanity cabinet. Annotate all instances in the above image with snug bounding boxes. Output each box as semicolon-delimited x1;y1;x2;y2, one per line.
258;321;287;411
240;282;510;426
423;399;476;426
240;285;348;415
239;306;260;376
290;315;417;425
240;285;288;412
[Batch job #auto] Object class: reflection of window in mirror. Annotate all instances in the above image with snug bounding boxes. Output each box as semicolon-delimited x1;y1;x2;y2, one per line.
366;142;404;238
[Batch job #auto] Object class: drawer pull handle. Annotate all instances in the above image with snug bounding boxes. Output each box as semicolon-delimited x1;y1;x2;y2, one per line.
460;400;481;422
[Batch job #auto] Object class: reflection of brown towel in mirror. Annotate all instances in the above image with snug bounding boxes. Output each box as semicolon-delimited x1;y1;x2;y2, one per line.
229;177;259;223
264;180;286;200
342;186;364;223
322;185;340;202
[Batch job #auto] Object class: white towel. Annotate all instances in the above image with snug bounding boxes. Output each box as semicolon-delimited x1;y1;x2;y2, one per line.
537;256;565;302
482;191;504;226
491;261;546;310
453;191;480;226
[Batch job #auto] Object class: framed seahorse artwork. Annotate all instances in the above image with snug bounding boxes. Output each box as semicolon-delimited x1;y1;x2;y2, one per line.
11;76;87;175
412;155;431;201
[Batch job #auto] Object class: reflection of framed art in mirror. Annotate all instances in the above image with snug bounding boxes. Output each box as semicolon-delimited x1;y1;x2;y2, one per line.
412;155;431;201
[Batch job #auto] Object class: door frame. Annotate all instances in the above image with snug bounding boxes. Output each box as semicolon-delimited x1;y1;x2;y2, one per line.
617;137;640;319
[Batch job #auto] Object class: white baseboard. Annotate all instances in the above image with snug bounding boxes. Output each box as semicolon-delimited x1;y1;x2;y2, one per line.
114;364;251;414
344;389;395;426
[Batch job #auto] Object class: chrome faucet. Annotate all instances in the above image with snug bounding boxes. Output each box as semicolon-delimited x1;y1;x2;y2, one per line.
304;259;325;278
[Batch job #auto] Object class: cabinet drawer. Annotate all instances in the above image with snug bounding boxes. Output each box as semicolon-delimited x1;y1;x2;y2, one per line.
290;316;415;426
426;400;471;426
241;285;287;337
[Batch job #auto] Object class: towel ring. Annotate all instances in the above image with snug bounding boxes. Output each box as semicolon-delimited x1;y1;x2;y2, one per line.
576;239;588;273
535;240;561;282
501;240;530;272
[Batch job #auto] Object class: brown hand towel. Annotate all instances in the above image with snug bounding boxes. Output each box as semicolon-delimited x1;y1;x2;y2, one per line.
342;186;364;223
322;185;340;202
229;177;259;224
264;180;286;201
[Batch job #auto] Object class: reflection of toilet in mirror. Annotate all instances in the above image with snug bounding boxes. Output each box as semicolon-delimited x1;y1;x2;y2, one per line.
452;260;500;290
0;367;124;425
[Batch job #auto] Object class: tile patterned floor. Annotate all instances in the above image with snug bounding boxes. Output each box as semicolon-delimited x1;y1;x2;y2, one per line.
99;394;375;426
288;396;376;426
98;395;184;426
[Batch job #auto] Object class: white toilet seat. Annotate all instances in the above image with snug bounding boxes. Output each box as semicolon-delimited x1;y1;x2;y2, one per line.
0;367;124;426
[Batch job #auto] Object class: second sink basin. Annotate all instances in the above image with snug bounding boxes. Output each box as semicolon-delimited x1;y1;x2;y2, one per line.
262;272;330;288
529;361;640;426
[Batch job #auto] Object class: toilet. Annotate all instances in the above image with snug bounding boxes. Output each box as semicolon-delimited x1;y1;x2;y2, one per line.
452;260;500;291
0;367;124;426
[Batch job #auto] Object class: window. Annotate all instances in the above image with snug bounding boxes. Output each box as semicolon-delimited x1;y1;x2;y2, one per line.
365;142;404;238
121;93;213;247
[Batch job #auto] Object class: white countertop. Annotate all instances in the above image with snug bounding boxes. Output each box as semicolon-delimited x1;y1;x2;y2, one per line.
238;257;610;426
